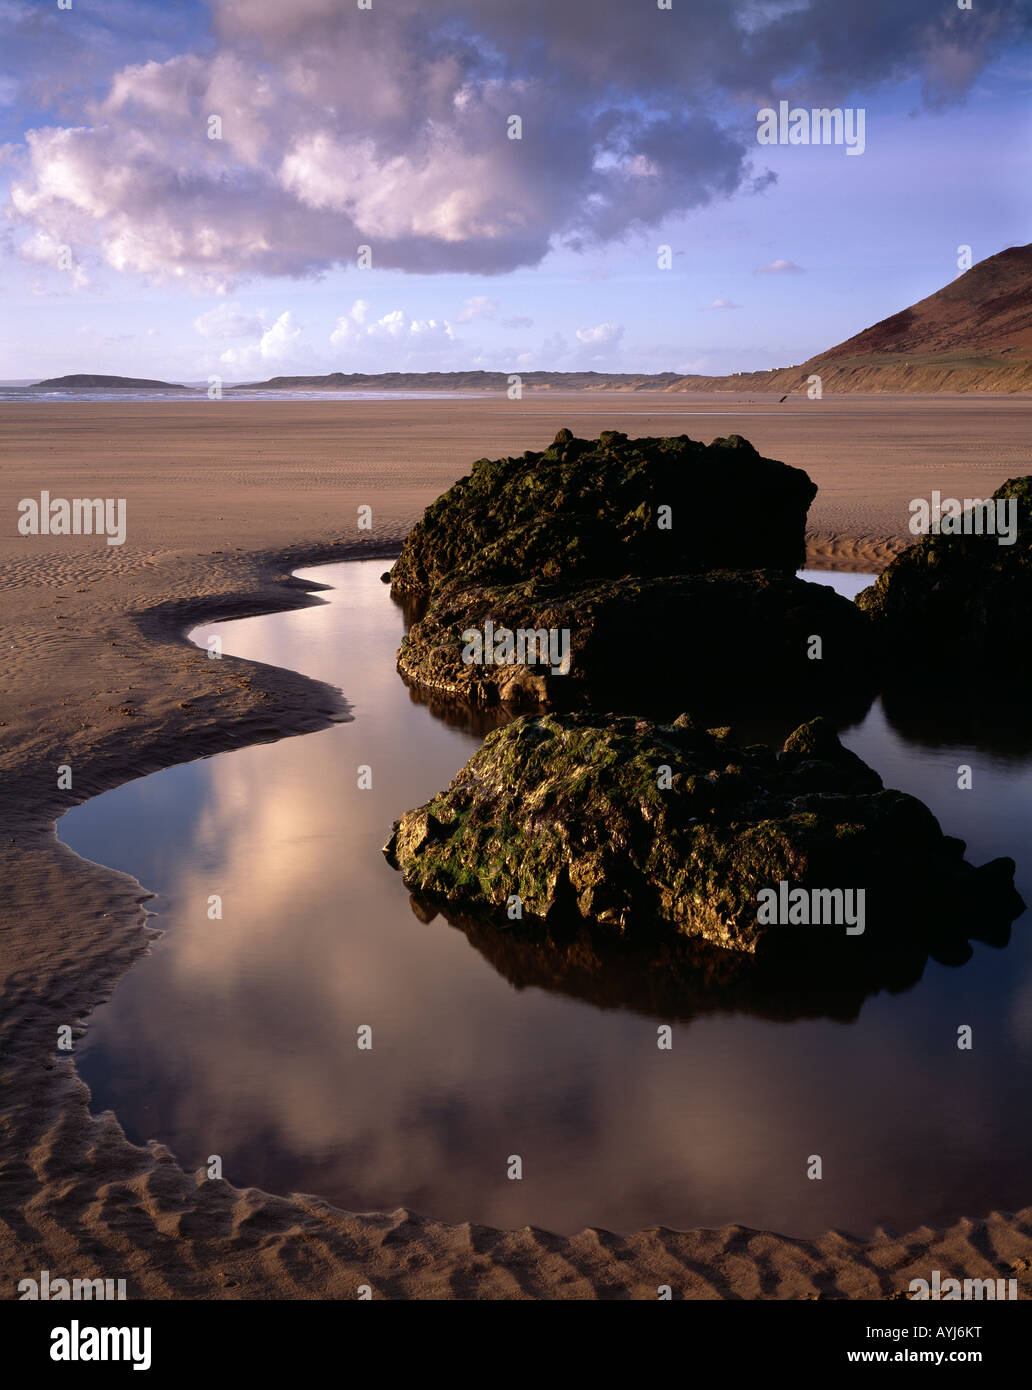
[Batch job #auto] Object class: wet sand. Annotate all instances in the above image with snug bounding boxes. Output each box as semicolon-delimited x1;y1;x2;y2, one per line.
2;392;1031;1299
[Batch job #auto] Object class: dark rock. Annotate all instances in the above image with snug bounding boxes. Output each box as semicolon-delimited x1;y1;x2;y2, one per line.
382;713;1023;959
856;476;1032;678
396;570;877;716
778;715;883;793
389;430;817;597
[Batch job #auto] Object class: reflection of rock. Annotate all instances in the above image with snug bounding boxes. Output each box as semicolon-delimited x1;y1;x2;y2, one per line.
383;713;1023;960
397;569;877;716
411;894;1016;1025
390;428;817;598
401;681;521;738
857;476;1032;677
879;677;1032;757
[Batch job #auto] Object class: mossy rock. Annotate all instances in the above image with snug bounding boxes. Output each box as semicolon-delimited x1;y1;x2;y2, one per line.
383;714;1022;959
396;569;878;715
389;429;817;597
857;476;1032;677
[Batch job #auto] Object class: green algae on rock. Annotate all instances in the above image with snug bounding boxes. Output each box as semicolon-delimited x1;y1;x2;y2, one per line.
857;476;1032;676
389;429;817;597
382;714;1022;958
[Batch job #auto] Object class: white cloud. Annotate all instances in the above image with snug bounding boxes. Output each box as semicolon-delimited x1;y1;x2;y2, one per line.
575;322;624;345
701;297;741;309
330;299;454;351
219;310;303;372
18;229;89;289
409;317;454;339
754;259;804;274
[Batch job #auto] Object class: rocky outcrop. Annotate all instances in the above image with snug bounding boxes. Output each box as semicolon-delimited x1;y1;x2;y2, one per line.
383;714;1022;959
857;476;1032;676
389;429;817;597
388;428;879;715
396;568;876;715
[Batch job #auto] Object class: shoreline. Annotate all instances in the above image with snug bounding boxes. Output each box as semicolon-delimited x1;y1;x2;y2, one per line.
3;539;1032;1299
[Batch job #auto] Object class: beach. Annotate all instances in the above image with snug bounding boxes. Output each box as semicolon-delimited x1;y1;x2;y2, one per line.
2;391;1031;1300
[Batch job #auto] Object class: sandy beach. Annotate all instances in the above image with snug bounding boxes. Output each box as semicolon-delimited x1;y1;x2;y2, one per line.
3;391;1032;1300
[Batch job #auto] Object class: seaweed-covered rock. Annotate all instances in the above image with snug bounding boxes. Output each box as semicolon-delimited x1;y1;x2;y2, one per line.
390;429;817;596
857;476;1032;676
383;714;1022;958
396;569;876;715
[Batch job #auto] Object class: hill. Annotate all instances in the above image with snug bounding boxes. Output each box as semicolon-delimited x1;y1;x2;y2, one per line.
30;375;189;390
669;243;1032;394
229;371;679;392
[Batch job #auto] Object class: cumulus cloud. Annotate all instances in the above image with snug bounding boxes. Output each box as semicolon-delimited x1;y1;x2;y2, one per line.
6;0;1029;287
194;302;265;338
755;258;803;274
218;310;304;372
701;298;741;310
330;299;454;352
575;322;624;346
18;229;90;290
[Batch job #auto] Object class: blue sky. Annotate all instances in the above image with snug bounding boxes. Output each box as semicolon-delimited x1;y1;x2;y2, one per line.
1;0;1029;381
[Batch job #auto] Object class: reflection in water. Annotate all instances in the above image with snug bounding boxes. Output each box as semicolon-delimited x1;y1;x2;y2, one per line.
418;886;1019;1025
880;678;1032;758
61;561;1032;1238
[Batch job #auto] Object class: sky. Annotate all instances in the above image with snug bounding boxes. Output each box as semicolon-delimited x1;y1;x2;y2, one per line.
0;0;1029;382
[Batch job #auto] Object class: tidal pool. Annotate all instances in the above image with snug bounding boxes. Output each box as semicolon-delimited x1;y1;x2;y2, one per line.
60;559;1032;1237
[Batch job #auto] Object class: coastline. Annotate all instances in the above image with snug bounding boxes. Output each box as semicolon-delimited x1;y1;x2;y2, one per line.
3;395;1031;1298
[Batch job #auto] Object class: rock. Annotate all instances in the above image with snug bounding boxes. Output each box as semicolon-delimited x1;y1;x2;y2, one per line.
390;809;446;863
396;569;878;716
389;429;817;597
856;476;1032;678
779;715;883;792
383;713;1023;959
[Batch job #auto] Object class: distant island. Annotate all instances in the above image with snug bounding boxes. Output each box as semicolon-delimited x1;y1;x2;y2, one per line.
30;375;190;390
